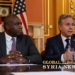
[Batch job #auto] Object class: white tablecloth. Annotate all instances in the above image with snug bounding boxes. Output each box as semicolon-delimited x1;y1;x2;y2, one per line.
12;71;75;75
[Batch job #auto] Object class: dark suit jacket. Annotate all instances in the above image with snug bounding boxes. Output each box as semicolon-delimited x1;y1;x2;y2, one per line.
0;32;42;64
44;34;75;61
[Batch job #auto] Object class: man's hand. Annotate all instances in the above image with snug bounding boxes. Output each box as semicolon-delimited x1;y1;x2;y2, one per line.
63;46;74;61
9;50;28;64
73;52;75;60
0;55;14;64
9;50;22;59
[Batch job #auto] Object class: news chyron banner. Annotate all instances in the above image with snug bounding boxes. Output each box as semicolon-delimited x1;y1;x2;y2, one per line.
42;60;75;71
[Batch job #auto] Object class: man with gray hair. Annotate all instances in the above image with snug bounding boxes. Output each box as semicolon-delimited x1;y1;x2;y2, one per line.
44;14;75;62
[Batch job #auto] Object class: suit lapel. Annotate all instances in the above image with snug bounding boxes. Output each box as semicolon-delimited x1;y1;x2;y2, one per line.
0;32;6;56
56;34;65;53
71;35;75;49
16;35;22;52
56;34;75;52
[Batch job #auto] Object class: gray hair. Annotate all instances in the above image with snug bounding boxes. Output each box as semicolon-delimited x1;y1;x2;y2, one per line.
58;14;75;25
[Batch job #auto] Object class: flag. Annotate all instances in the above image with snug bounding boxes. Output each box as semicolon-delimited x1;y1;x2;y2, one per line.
13;0;28;34
0;11;3;32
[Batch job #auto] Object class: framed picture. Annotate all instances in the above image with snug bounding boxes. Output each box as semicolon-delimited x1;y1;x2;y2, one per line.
0;5;12;21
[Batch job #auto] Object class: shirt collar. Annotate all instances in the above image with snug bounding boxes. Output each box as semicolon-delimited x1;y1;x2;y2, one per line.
5;32;16;42
61;34;71;41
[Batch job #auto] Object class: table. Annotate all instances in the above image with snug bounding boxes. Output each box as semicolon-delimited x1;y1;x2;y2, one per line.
0;64;75;75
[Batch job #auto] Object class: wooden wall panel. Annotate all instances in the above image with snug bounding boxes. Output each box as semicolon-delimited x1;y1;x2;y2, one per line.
26;0;43;23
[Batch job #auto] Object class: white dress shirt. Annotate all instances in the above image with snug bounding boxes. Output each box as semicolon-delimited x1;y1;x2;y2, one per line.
61;34;71;62
5;32;16;55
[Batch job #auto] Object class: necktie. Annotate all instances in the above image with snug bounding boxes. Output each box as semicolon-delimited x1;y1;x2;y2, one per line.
10;37;17;64
65;39;70;50
11;37;16;50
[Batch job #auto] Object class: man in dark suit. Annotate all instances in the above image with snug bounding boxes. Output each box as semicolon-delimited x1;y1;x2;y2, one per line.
44;14;75;62
0;15;42;64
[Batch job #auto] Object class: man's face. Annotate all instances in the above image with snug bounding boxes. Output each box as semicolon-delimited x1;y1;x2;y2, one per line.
59;18;75;37
8;16;22;36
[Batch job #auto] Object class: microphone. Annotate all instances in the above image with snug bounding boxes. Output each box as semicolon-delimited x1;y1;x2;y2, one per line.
70;48;74;61
72;54;74;61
